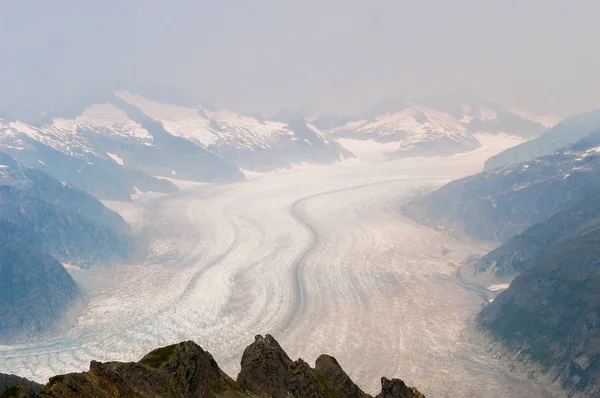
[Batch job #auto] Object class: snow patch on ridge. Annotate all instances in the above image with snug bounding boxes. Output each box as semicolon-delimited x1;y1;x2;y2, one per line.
76;103;153;140
114;90;217;146
487;283;510;292
106;152;124;165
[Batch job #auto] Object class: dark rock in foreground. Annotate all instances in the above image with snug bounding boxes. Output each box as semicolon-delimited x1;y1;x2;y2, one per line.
0;374;43;396
0;334;423;398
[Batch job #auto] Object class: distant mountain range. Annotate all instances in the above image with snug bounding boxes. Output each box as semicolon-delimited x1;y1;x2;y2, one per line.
114;91;354;172
0;334;424;398
0;152;133;342
318;95;555;158
0;91;560;201
404;118;600;396
0;88;355;200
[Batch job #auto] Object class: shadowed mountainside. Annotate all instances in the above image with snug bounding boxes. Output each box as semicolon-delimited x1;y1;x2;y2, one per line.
0;152;133;342
404;130;600;243
484;109;600;171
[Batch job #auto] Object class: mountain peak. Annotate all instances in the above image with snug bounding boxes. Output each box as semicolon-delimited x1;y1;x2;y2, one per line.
2;335;424;398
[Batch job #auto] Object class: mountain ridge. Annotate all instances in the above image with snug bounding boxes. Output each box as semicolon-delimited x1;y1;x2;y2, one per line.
0;152;132;342
484;108;600;171
0;334;424;398
325;95;553;159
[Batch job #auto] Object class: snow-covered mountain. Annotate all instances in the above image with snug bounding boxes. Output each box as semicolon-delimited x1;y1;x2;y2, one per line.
329;105;482;157
0;90;556;199
324;95;557;158
414;95;559;137
0;89;353;199
404;129;600;243
114;91;353;171
0;115;179;200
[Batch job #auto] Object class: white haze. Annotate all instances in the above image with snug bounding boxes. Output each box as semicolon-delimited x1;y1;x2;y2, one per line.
1;1;600;118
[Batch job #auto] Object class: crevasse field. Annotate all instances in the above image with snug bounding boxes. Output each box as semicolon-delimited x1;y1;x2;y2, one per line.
0;135;548;397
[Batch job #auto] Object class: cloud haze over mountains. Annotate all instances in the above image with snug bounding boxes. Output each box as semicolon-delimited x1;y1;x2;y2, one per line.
1;1;600;119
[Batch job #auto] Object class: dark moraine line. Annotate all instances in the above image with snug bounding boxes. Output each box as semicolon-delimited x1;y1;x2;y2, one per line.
277;178;409;333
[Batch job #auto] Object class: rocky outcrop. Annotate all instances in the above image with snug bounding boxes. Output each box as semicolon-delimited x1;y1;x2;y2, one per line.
0;373;43;397
237;334;372;398
0;335;424;398
376;378;424;398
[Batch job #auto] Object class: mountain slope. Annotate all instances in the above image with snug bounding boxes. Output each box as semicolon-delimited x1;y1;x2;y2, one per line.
0;373;43;395
478;227;600;396
0;118;178;200
2;88;352;188
0;152;135;342
404;130;600;242
328;95;552;159
115;91;353;171
472;193;600;281
0;89;249;199
0;220;82;343
401;125;600;395
0;152;133;266
331;105;482;158
484;108;600;171
1;335;424;398
415;94;555;138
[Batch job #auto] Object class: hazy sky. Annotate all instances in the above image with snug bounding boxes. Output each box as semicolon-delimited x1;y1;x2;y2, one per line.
1;1;599;118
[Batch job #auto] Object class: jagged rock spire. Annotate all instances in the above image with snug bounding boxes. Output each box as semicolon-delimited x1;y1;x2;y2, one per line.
1;335;424;398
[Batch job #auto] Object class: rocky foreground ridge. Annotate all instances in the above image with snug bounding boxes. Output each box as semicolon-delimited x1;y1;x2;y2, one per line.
0;334;423;398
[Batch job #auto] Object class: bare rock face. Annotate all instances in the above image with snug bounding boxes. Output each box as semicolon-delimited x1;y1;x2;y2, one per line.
314;354;370;398
34;341;249;398
237;334;423;398
0;373;43;397
238;334;325;398
376;377;425;398
1;335;424;398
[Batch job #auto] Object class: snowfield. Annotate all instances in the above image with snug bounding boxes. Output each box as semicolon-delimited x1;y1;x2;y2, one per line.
0;141;546;397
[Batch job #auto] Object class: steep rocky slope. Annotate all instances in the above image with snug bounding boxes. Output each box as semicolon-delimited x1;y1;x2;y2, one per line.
0;152;133;266
479;228;600;396
404;130;600;243
472;193;600;282
0;374;42;396
0;220;82;343
402;127;600;395
484;108;600;171
0;153;132;342
0;335;423;398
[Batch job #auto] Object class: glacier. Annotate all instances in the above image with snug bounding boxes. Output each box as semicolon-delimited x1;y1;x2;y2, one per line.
0;139;547;397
